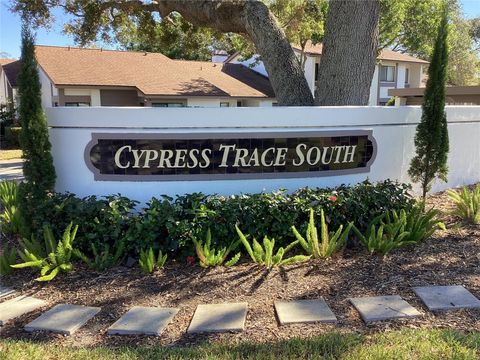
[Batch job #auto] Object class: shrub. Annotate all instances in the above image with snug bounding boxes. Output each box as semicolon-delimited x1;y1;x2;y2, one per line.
73;239;125;272
352;206;444;255
0;245;17;275
0;180;23;234
193;229;240;268
12;223;78;281
28;193;137;256
22;180;413;259
396;205;445;243
235;225;310;268
291;208;353;258
447;185;480;224
352;219;409;256
138;247;167;274
5;127;21;147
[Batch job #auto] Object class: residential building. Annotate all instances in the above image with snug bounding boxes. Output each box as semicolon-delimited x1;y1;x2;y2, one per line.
0;59;20;105
0;43;430;109
224;41;429;105
37;46;277;108
389;86;480;105
0;45;275;109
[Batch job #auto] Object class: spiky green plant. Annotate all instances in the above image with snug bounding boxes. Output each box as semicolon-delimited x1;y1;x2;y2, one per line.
193;229;240;268
396;204;445;242
447;185;480;224
235;225;310;268
353;206;444;256
291;208;353;258
0;245;17;275
0;180;23;234
11;223;78;281
138;247;168;274
73;240;125;272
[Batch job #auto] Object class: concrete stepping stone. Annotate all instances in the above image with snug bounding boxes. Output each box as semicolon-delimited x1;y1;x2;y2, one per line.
0;296;47;326
25;304;100;335
107;306;179;336
413;285;480;311
349;295;421;322
0;286;15;300
187;302;248;333
274;299;337;325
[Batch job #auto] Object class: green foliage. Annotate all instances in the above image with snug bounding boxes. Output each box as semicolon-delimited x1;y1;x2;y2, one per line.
385;96;396;106
138;247;167;274
409;9;450;200
292;208;352;258
235;225;310;268
269;0;327;67
193;229;240;268
0;245;17;275
0;180;23;235
399;204;446;242
5;127;22;147
120;12;230;61
73;239;125;272
353;206;444;255
27;193;137;257
12;223;78;281
0;99;17;128
447;185;480;224
17;21;56;236
352;215;411;256
32;181;412;258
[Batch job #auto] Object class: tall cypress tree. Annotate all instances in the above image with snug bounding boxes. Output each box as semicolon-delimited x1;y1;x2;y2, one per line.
408;8;449;202
18;18;56;233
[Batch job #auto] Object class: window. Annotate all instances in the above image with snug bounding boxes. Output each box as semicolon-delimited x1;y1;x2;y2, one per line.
380;65;395;82
405;68;409;84
314;63;319;81
65;102;90;107
237;101;243;107
220;102;230;107
151;103;184;107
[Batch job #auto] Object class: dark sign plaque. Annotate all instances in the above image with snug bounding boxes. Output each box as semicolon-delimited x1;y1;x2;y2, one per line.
85;131;376;181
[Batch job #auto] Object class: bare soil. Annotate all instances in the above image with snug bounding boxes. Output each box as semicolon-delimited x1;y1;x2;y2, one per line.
0;188;479;348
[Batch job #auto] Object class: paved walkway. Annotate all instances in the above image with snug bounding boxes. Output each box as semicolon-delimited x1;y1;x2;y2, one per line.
0;159;24;181
0;285;479;336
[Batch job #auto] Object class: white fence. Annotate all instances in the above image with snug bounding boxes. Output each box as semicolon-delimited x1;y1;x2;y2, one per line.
47;106;480;203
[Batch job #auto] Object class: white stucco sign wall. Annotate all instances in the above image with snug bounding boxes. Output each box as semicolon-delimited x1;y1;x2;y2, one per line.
47;106;480;204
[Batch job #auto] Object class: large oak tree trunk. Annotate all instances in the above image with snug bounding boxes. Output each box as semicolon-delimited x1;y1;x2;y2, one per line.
157;0;314;106
315;0;380;105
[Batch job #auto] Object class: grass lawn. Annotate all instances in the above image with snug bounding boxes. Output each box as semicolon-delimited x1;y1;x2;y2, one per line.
1;329;479;360
0;149;22;161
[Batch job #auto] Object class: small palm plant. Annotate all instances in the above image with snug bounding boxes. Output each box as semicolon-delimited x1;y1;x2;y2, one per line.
12;223;78;281
138;247;168;274
447;184;480;224
193;229;241;268
235;225;310;268
291;208;353;258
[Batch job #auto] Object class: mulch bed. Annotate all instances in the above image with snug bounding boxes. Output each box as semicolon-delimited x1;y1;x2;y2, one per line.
0;188;479;348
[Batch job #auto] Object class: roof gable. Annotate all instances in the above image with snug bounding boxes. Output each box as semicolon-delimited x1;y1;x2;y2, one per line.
291;41;429;64
34;46;274;98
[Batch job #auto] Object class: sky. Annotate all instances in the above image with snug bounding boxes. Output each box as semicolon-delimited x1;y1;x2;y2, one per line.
1;0;479;59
